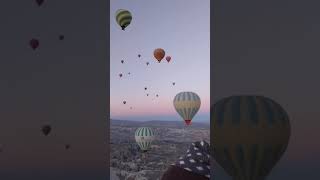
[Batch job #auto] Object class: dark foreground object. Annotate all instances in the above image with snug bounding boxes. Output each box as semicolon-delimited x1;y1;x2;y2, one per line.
161;165;208;180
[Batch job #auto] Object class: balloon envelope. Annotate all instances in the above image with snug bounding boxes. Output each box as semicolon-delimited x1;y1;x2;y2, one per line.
166;56;171;62
36;0;44;6
153;48;165;62
42;125;51;136
59;35;64;40
135;127;155;152
30;39;39;50
115;9;132;30
211;95;291;180
173;92;201;125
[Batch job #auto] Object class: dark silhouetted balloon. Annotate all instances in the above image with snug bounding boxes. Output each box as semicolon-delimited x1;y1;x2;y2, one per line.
42;125;51;136
65;144;70;150
144;87;147;90
156;94;159;97
166;56;171;62
123;101;126;104
138;54;141;58
30;39;39;50
128;72;131;75
212;95;291;180
59;35;64;40
172;82;175;86
121;60;124;64
36;0;44;6
146;62;149;66
119;73;123;78
147;94;149;96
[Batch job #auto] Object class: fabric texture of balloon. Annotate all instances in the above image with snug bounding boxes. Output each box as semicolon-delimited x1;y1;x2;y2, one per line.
115;9;132;30
154;48;165;62
135;127;155;152
211;95;291;180
173;92;201;125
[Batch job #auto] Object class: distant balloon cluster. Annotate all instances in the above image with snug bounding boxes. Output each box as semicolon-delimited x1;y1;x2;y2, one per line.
29;0;64;50
10;1;71;152
114;9;175;112
113;8;202;156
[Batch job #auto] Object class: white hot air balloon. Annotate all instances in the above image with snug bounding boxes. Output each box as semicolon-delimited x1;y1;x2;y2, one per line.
135;127;155;152
173;92;201;125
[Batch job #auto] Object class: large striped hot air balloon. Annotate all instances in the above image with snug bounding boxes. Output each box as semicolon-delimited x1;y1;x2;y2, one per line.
173;92;201;125
135;127;155;152
115;9;132;30
211;95;291;180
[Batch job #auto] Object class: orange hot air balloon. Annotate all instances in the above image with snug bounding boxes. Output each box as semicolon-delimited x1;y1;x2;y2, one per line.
153;48;165;63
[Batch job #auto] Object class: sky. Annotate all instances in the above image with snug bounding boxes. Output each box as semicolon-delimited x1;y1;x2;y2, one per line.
110;0;210;122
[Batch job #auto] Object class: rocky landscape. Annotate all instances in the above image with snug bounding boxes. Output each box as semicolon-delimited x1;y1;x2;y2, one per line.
110;120;210;180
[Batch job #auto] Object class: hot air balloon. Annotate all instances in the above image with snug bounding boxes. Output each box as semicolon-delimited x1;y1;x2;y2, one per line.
147;94;149;96
166;56;171;62
138;54;141;58
65;144;70;150
146;62;149;66
153;48;165;63
128;72;131;75
172;82;175;86
156;94;159;97
59;35;64;40
173;92;201;125
30;39;39;50
211;95;291;180
121;60;124;64
119;73;123;78
115;9;132;31
123;101;126;104
42;125;51;136
144;87;147;90
36;0;44;6
135;127;155;152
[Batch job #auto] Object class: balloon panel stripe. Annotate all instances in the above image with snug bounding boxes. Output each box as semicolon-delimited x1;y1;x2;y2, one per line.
116;14;131;24
262;98;275;126
236;144;246;178
231;96;241;125
116;11;131;21
247;96;259;126
250;144;258;180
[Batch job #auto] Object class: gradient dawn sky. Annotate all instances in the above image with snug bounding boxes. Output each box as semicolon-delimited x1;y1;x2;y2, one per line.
110;0;210;122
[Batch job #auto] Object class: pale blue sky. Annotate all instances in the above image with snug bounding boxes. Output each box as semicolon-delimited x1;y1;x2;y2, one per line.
110;0;210;122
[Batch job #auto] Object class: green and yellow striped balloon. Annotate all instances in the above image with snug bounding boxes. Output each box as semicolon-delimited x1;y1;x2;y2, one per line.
173;92;201;125
212;95;291;180
135;127;155;152
115;9;132;31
